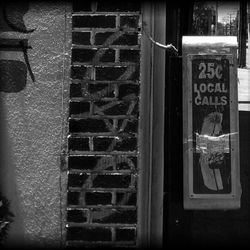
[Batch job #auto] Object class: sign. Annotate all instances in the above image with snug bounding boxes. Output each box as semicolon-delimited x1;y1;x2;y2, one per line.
182;37;241;209
192;55;231;195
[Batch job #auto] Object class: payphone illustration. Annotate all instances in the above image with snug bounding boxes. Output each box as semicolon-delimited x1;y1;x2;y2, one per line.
192;57;231;194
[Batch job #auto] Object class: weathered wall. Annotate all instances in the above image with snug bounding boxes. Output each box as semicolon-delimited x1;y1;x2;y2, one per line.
0;1;71;247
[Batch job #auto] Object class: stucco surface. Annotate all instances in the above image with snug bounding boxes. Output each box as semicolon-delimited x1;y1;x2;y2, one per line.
0;1;71;247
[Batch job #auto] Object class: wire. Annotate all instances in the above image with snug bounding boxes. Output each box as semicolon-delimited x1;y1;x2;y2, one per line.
142;24;179;55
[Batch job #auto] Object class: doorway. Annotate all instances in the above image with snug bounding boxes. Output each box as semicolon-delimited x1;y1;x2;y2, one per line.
164;1;250;248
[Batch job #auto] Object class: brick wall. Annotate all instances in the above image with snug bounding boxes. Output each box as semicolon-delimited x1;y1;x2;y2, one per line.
66;1;141;247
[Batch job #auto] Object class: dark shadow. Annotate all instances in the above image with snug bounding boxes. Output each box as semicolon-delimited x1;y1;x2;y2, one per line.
0;96;25;246
0;60;27;93
0;1;35;33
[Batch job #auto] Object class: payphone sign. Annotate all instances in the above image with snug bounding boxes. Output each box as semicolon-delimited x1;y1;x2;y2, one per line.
191;56;232;195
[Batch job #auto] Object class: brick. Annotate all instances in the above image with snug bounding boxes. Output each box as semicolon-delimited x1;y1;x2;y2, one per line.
95;32;138;46
93;137;137;152
72;49;116;63
72;16;116;28
69;82;89;98
92;208;137;224
69;156;116;171
116;228;136;241
69;119;112;133
85;192;112;205
67;227;112;241
69;155;137;171
68;173;90;188
67;210;88;223
98;49;116;62
71;66;90;80
92;174;131;188
116;192;137;206
69;101;90;115
113;33;138;45
93;137;114;151
96;67;127;81
94;32;114;45
116;156;137;170
125;66;140;81
88;83;116;99
114;137;137;151
131;102;139;115
67;191;80;205
118;84;139;99
72;49;96;62
72;32;91;45
70;83;82;98
120;15;140;29
94;101;131;115
118;119;138;134
69;156;99;170
68;137;90;151
120;49;140;62
96;2;141;12
96;66;139;81
73;0;92;12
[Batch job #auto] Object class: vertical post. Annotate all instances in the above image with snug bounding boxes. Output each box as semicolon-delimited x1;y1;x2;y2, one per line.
239;1;247;68
247;3;250;68
138;3;153;248
215;2;219;35
150;2;166;247
138;2;165;248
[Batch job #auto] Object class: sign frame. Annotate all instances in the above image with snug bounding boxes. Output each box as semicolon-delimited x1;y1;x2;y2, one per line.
182;36;241;210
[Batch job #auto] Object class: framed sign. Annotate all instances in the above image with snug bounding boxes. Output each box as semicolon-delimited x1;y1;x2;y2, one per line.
183;36;241;210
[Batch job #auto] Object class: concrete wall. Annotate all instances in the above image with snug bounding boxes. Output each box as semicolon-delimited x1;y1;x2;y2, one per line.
0;1;71;247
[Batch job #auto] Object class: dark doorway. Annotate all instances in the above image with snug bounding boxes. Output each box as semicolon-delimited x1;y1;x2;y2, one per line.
164;2;250;249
